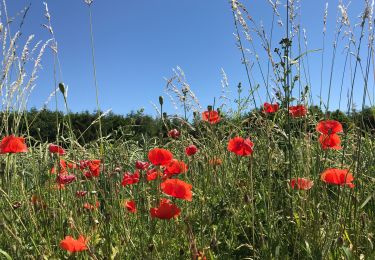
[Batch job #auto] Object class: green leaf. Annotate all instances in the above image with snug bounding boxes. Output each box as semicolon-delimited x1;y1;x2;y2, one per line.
0;249;12;260
360;195;373;209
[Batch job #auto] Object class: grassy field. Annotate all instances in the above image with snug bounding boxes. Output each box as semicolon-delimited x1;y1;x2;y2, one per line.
0;0;375;259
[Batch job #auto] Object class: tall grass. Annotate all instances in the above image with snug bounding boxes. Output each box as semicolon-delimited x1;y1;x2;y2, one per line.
0;0;374;259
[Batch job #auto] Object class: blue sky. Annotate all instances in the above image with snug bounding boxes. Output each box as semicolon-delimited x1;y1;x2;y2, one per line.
5;0;372;117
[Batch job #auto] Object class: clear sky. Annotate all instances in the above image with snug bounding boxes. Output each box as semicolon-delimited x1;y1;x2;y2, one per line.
4;0;372;117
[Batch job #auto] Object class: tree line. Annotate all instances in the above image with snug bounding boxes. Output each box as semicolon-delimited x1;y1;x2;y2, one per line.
1;106;374;144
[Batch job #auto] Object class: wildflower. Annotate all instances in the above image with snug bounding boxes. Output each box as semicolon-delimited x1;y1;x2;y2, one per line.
160;179;193;201
164;159;188;178
60;235;88;253
57;174;76;185
290;178;314;190
202;110;221;124
146;168;160;181
81;160;100;178
150;198;181;219
148;148;173;166
121;171;140;186
209;158;222;166
289;105;307;117
48;144;65;155
83;201;100;210
168;129;180;139
124;200;137;213
319;134;341;150
185;145;198;156
135;160;149;170
316;120;343;135
320;168;354;188
0;135;28;154
263;102;279;114
227;137;254;156
76;191;88;197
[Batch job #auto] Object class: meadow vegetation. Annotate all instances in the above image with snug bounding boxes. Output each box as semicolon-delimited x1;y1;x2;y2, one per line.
0;0;374;259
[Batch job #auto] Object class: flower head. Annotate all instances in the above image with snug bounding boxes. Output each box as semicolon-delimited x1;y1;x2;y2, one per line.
227;137;254;156
150;198;181;219
121;171;140;186
168;129;180;139
135;160;149;170
57;174;76;185
124;200;137;213
81;160;101;178
316;120;343;135
319;134;341;150
148;148;173;166
160;179;192;201
321;168;354;188
164;159;188;178
185;145;198;156
60;235;88;253
290;178;314;190
202;110;221;124
263;102;279;114
289;105;307;117
49;144;65;155
0;135;28;154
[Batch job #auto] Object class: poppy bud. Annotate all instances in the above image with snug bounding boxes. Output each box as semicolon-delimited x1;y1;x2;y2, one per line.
159;96;164;106
58;82;65;95
185;145;198;156
135;160;149;170
163;112;167;119
168;129;180;139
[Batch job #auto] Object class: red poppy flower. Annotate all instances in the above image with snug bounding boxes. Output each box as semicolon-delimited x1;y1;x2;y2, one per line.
263;102;279;114
168;129;180;139
164;159;188;178
48;144;65;155
209;158;222;166
202;110;221;124
60;235;88;253
185;145;198;156
146;168;160;181
76;191;88;197
289;105;307;117
227;137;254;156
121;171;140;186
319;134;341;150
290;178;314;190
57;174;76;185
160;179;193;201
0;135;28;154
83;201;100;210
124;200;137;213
321;168;354;188
51;159;75;175
81;160;101;178
148;148;173;166
135;160;149;170
150;198;181;219
316;120;343;135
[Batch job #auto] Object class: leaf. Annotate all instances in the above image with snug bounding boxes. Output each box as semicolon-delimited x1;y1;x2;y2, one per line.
293;49;322;61
360;195;373;209
0;249;12;260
